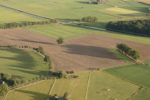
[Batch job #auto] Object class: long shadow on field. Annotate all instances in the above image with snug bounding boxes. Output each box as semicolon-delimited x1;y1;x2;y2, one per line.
0;48;47;79
11;39;54;45
16;90;49;100
64;44;119;59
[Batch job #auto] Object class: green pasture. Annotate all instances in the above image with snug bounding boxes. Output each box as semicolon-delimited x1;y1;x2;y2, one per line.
0;48;49;80
0;0;149;22
131;88;150;100
49;72;89;100
27;24;95;39
87;71;139;100
5;71;140;100
105;63;150;88
0;7;41;24
6;80;54;100
27;24;150;44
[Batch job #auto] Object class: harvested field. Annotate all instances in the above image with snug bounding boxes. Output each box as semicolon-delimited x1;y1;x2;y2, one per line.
0;28;150;71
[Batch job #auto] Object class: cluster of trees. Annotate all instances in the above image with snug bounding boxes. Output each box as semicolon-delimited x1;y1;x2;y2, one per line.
0;73;15;86
106;19;150;36
81;16;98;22
0;20;57;29
34;46;52;69
117;44;140;60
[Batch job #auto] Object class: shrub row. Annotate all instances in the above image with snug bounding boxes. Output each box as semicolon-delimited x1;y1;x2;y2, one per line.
117;44;140;60
106;19;150;36
33;46;52;69
0;20;57;29
81;16;98;22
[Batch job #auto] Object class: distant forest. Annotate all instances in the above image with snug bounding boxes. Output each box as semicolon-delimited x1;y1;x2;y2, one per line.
106;19;150;36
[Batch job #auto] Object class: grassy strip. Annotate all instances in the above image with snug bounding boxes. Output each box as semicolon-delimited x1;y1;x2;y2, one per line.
109;49;133;62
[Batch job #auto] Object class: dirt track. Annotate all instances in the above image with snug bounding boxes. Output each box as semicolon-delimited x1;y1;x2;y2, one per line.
0;28;150;71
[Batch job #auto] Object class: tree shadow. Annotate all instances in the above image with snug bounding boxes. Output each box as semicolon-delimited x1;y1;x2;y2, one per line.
16;90;49;100
0;48;48;79
63;44;119;60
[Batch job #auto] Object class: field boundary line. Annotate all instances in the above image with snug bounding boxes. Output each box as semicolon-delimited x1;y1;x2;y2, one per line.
103;71;150;90
0;4;52;20
85;71;91;100
48;78;56;95
3;79;47;100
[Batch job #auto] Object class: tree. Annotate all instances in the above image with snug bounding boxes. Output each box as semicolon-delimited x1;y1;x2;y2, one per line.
0;82;8;97
63;92;69;99
57;37;64;44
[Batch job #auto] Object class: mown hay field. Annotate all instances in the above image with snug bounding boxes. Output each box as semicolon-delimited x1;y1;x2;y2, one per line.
0;48;49;80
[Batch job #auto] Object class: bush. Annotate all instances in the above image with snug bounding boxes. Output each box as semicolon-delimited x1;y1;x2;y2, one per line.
81;16;98;22
0;20;57;29
117;43;140;60
57;37;64;44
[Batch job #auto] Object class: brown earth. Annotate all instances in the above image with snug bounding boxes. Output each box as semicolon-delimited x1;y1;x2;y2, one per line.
0;28;150;71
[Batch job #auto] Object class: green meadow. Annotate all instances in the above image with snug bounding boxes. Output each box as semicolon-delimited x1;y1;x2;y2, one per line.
27;24;150;44
0;0;149;22
0;48;49;80
6;71;140;100
6;80;54;100
105;63;150;88
0;7;41;24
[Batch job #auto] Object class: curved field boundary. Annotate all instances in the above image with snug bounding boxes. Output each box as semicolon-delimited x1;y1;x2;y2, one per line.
0;4;52;20
3;79;47;100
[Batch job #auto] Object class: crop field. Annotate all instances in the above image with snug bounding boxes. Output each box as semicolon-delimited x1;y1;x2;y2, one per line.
27;25;95;39
131;88;150;100
27;24;150;44
0;48;49;80
6;80;54;100
5;71;140;100
105;62;150;88
0;0;149;22
87;71;139;100
0;7;41;24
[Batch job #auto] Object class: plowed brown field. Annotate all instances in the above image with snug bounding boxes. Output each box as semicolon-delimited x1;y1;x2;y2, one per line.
0;28;150;71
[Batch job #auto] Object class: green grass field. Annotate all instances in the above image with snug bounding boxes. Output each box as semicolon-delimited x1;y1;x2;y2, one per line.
0;7;41;24
6;80;54;100
88;71;139;100
50;72;89;100
27;24;150;44
27;24;95;39
131;88;150;100
0;48;49;80
5;71;139;100
105;63;150;88
0;0;148;22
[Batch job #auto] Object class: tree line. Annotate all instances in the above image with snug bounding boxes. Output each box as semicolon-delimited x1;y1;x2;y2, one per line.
0;19;57;29
106;19;150;36
117;43;140;60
